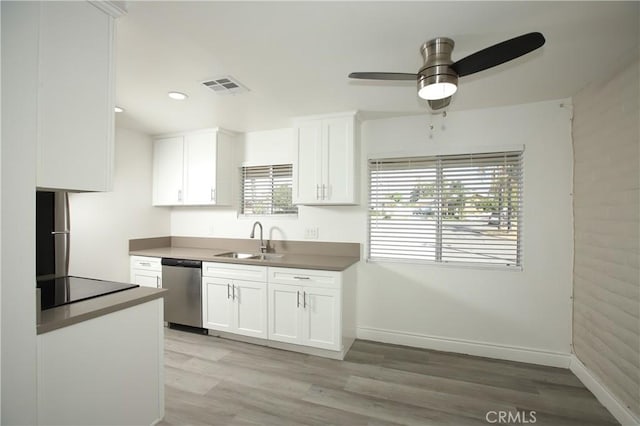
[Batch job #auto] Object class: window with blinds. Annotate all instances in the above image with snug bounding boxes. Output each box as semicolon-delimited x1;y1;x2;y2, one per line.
240;164;298;216
368;151;523;267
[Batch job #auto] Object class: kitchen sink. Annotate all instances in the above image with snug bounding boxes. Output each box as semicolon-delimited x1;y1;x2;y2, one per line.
215;252;258;259
214;252;284;261
254;253;284;261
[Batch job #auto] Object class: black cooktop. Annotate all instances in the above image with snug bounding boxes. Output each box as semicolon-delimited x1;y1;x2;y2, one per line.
37;276;138;311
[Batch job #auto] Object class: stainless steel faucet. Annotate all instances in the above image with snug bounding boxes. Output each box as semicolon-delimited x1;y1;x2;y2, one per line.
250;221;267;253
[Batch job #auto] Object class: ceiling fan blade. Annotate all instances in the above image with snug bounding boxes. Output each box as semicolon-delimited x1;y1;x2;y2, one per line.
348;72;418;81
451;32;545;77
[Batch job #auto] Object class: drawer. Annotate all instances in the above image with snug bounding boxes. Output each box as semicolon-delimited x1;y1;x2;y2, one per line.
130;256;161;272
203;261;267;282
131;269;161;288
268;267;341;289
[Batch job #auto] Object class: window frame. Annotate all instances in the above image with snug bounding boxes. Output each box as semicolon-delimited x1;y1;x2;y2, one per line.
239;163;298;217
367;150;524;270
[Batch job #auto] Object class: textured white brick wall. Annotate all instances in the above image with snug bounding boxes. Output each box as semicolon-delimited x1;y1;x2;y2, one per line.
572;58;640;419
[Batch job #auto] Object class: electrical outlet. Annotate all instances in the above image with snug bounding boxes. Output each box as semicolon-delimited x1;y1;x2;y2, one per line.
304;227;319;239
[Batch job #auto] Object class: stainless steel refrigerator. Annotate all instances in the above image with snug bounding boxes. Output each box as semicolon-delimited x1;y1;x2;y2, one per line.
36;191;138;310
36;191;70;280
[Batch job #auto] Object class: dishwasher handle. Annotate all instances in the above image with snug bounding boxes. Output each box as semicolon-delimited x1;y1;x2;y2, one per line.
161;258;202;268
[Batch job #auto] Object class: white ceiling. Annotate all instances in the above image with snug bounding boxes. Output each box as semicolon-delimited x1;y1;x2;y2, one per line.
114;1;639;135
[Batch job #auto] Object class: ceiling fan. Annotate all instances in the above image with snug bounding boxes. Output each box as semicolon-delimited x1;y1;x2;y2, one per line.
348;32;545;111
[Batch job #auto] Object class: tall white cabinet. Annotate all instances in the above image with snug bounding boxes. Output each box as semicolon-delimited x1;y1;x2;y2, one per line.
36;1;123;192
293;112;359;205
152;128;234;206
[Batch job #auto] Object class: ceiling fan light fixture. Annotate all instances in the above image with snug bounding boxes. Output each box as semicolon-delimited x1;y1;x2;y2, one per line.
349;32;545;108
418;74;458;100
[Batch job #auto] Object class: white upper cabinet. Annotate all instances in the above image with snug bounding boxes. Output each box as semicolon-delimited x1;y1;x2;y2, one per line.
36;1;123;192
152;129;234;206
293;112;359;205
153;137;184;205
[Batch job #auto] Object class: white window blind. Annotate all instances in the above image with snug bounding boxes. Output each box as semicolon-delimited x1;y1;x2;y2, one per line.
241;164;298;216
368;151;523;267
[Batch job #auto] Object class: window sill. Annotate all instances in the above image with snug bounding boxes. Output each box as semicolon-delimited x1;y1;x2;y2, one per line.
366;257;523;272
237;214;298;220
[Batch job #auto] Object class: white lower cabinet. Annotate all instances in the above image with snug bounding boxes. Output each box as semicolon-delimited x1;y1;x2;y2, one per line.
202;262;267;339
130;256;162;288
268;267;342;351
37;299;164;425
201;261;355;356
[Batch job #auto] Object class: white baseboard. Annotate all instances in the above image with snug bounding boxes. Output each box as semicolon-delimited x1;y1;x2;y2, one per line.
569;355;639;426
356;326;571;368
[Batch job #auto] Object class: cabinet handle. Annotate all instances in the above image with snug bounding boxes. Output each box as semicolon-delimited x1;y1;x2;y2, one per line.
232;284;236;300
177;189;183;202
227;283;231;299
140;262;151;267
297;291;300;308
293;276;310;280
303;291;307;308
316;184;320;200
156;276;160;287
210;188;216;202
321;184;326;200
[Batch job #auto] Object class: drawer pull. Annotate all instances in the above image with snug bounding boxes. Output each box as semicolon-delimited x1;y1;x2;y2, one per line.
140;262;151;267
303;291;307;308
293;276;310;280
297;291;300;307
227;283;231;299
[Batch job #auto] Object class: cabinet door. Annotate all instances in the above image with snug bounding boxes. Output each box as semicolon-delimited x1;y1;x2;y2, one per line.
202;277;233;332
268;283;302;344
324;117;355;203
37;1;114;191
213;131;233;205
184;132;217;205
131;269;160;288
233;280;267;339
293;121;323;204
152;137;184;206
302;286;341;351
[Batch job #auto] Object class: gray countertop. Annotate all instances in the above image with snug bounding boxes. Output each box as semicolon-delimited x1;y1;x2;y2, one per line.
37;287;167;335
130;246;360;271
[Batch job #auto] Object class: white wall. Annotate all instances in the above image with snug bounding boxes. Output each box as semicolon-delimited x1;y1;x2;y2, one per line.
69;127;171;282
1;3;3;419
572;58;639;421
1;2;39;424
357;100;574;365
171;99;575;365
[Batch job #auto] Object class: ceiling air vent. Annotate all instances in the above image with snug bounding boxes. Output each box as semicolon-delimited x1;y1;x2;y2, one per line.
201;76;249;95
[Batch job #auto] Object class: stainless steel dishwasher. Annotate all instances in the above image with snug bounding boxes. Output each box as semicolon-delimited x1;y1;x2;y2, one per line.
161;258;203;331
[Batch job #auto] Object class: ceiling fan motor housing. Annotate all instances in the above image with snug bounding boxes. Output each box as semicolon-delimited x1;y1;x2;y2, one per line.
418;37;458;98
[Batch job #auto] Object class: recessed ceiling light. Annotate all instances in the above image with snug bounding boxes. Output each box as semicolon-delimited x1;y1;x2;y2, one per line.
168;91;188;100
114;106;124;113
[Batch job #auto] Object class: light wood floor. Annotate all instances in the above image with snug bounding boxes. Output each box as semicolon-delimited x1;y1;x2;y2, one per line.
160;328;618;426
